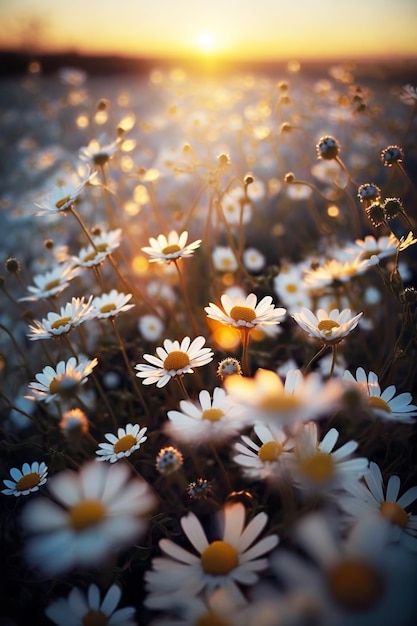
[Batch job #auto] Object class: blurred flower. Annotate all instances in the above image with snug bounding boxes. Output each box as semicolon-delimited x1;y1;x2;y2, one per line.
2;462;48;497
34;167;96;215
339;461;417;552
205;293;286;329
91;290;134;319
292;308;363;345
96;423;148;463
316;135;340;160
145;502;279;603
343;367;417;423
212;246;238;271
79;133;119;166
45;583;137;626
343;233;411;262
242;247;266;272
224;368;343;426
303;258;373;289
138;314;164;341
166;387;243;445
22;461;156;575
141;230;201;264
135;336;214;388
27;356;98;403
399;84;417;105
155;446;183;475
74;228;122;268
27;296;94;340
59;408;89;436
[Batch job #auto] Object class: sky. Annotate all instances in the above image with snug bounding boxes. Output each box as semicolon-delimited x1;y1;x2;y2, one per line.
1;0;417;62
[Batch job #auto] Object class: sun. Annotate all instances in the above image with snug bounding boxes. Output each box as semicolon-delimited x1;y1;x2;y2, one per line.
196;32;216;54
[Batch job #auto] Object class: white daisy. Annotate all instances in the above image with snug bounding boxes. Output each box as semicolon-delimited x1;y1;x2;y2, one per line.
138;314;164;342
273;262;312;313
79;133;120;166
292;308;363;345
339;461;417;552
91;290;134;319
165;387;244;445
74;228;122;268
205;293;286;330
96;423;148;463
27;356;98;403
242;247;266;272
399;83;417;105
141;230;201;264
145;502;279;602
212;246;238;272
224;368;343;427
272;512;417;626
21;461;156;575
18;262;80;301
343;234;406;262
134;336;214;388
233;422;293;483
2;461;48;497
27;296;94;340
303;258;374;289
45;584;137;626
34;167;96;215
342;367;417;423
290;422;369;495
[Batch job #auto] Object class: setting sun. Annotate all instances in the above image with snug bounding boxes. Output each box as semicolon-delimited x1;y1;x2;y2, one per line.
196;32;216;54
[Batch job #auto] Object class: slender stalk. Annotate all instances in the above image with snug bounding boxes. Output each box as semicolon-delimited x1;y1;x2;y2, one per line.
303;343;328;374
173;259;201;337
240;328;251;377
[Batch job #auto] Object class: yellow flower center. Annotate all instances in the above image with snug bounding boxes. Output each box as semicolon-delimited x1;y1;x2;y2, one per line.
100;303;117;314
379;501;409;527
49;374;79;396
201;540;238;575
16;472;41;492
202;408;225;422
163;350;191;371
83;243;109;263
229;305;257;323
317;319;340;333
51;316;72;330
300;451;335;481
258;441;283;462
196;614;230;626
326;559;383;610
44;279;61;291
82;610;109;626
286;284;298;293
55;195;71;209
161;243;181;255
368;396;391;412
259;393;302;412
69;499;107;530
114;434;137;454
361;248;381;260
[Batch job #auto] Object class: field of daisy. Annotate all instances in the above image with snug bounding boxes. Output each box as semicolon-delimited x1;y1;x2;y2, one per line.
1;61;417;625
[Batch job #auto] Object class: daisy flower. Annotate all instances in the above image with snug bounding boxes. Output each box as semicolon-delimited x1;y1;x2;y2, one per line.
165;387;244;445
273;262;312;313
138;314;164;342
399;83;417;105
303;258;373;289
205;293;286;330
74;228;122;268
343;234;406;262
21;461;156;575
18;262;80;301
141;230;201;264
134;336;214;388
242;247;266;272
342;367;417;423
79;133;120;166
27;356;98;403
34;167;96;215
2;461;48;497
272;513;417;626
144;501;279;603
339;462;417;552
292;308;363;345
27;296;94;340
96;423;148;463
45;584;137;626
59;408;90;436
91;290;134;319
224;368;343;427
290;422;369;495
212;245;238;272
233;422;293;483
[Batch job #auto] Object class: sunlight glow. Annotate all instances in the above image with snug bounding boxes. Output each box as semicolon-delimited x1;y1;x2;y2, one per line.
196;32;216;54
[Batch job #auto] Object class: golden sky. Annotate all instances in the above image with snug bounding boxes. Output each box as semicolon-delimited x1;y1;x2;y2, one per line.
1;0;417;61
